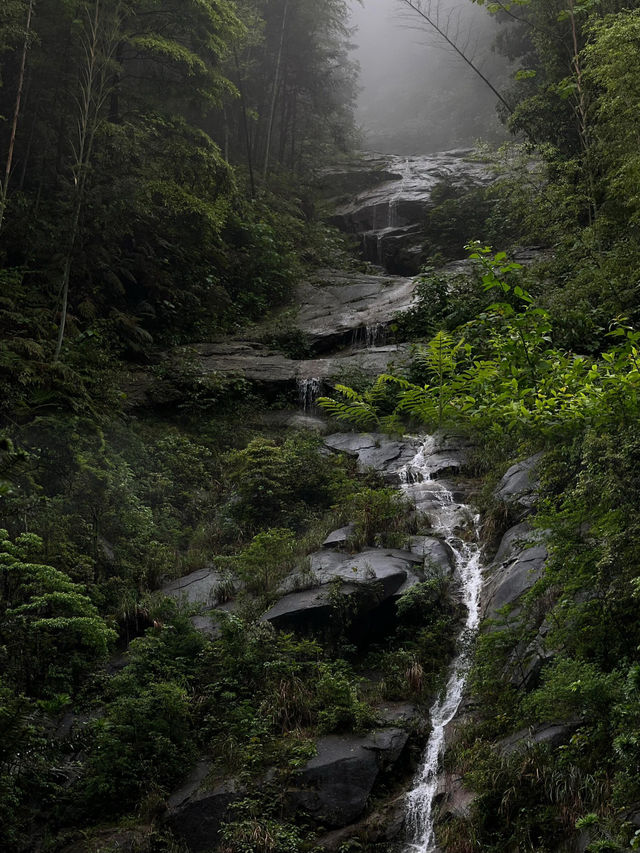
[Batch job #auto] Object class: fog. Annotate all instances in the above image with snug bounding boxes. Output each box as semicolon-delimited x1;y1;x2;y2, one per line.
348;0;512;153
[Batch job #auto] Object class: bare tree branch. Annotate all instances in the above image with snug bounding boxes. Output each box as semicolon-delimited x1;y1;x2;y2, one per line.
396;0;514;114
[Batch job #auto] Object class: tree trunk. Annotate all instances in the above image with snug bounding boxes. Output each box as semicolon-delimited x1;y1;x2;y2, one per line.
263;0;289;183
233;46;256;199
0;0;35;237
54;0;119;361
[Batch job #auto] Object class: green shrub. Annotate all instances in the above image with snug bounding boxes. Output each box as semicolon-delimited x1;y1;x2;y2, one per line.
339;486;415;549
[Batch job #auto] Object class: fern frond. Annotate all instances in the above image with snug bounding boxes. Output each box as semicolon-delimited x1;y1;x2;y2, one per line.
374;373;412;389
333;384;364;403
317;397;379;429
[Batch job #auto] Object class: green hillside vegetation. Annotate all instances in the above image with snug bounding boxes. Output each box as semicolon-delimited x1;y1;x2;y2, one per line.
4;0;640;850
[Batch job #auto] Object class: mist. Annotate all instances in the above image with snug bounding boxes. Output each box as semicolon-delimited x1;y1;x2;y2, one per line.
348;0;512;154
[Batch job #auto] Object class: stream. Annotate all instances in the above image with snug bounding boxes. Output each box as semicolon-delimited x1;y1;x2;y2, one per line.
399;437;483;851
163;151;495;851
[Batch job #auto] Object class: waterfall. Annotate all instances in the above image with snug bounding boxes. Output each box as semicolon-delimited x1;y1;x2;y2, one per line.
398;437;484;853
352;323;387;349
388;157;411;229
297;377;322;412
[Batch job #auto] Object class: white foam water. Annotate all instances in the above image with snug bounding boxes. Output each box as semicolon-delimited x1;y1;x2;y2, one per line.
399;437;483;853
297;377;322;412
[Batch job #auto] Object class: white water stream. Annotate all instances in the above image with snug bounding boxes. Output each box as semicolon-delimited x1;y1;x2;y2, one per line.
398;437;484;852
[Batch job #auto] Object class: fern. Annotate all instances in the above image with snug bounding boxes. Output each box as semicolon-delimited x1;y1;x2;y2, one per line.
316;396;379;429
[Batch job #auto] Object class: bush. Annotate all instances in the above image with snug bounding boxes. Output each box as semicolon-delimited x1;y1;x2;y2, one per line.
340;486;415;549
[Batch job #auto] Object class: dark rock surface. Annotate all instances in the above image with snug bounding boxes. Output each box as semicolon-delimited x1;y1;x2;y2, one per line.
296;269;418;351
498;722;581;756
167;761;239;852
162;568;224;607
289;729;409;827
495;453;544;513
435;772;476;820
408;535;454;574
327;151;493;273
262;548;424;632
323;523;356;548
324;431;468;484
482;539;547;619
124;342;412;409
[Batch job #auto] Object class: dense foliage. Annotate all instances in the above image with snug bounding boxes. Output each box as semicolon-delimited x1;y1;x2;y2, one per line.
5;0;640;849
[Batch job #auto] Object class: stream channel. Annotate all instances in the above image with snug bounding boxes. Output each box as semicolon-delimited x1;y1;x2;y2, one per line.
316;153;488;850
317;154;487;850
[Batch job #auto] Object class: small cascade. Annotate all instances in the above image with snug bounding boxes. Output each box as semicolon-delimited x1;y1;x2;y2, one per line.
388;157;411;229
297;377;322;412
351;323;388;349
399;438;484;853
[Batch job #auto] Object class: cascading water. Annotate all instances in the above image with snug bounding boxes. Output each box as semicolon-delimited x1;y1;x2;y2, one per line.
297;377;322;412
398;437;484;853
352;322;387;349
388;157;411;229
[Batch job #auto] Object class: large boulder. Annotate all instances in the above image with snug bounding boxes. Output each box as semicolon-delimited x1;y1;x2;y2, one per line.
263;548;423;633
495;453;544;513
296;269;418;351
497;722;581;757
167;761;239;853
288;729;409;827
482;539;547;619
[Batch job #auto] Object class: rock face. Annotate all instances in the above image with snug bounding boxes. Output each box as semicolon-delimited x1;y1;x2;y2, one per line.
297;269;418;351
261;547;424;633
288;729;409;827
495;453;543;514
481;454;548;619
497;722;580;756
326;151;494;274
167;731;411;851
167;762;238;853
482;536;547;619
162;568;224;607
324;431;469;484
124;341;412;409
323;523;356;548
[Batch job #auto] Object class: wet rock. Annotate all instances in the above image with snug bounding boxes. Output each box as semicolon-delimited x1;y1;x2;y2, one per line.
498;722;581;756
324;431;420;476
317;154;404;198
288;730;409;827
123;343;412;409
163;568;224;608
323;523;356;549
495;453;544;513
167;761;239;852
408;536;454;575
328;152;493;273
435;772;476;819
482;541;547;619
296;269;418;351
